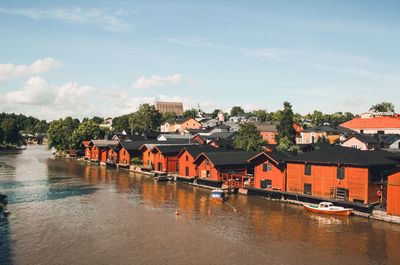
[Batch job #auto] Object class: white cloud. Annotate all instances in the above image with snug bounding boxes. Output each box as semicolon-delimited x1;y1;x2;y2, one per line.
0;7;129;32
5;76;56;105
131;74;183;89
0;57;62;81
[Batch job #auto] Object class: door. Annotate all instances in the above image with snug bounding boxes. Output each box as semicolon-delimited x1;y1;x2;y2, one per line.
158;162;162;172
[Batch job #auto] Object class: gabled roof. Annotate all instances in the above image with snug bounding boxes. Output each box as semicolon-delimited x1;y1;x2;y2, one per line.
119;140;158;152
248;151;295;166
81;141;90;148
254;121;279;132
340;116;400;129
286;146;399;166
302;125;355;135
205;132;236;140
152;144;195;156
89;140;119;148
194;151;258;167
345;134;379;145
165;116;199;124
177;145;220;158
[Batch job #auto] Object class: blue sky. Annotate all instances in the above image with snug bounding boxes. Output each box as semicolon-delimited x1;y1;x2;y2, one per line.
0;0;399;120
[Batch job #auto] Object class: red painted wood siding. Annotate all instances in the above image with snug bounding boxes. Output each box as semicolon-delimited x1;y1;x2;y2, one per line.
142;149;155;168
196;159;220;181
286;163;370;204
119;148;131;165
388;172;400;216
107;149;118;164
260;132;277;144
85;147;91;159
253;162;285;190
153;152;179;173
178;151;196;177
100;149;108;163
91;146;100;160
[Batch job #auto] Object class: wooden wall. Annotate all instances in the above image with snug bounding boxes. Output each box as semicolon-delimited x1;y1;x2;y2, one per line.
253;161;285;190
286;163;370;203
388;171;400;216
178;151;197;177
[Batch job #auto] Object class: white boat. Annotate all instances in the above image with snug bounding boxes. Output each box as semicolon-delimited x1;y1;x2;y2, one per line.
209;189;226;202
304;202;353;216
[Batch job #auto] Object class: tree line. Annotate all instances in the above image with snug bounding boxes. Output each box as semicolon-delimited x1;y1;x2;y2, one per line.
0;113;48;147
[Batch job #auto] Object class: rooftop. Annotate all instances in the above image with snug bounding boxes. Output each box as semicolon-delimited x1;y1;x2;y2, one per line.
340;116;400;129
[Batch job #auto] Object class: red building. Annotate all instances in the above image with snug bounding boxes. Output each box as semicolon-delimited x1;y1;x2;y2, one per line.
89;140;119;162
117;140;156;167
151;145;192;173
81;141;91;159
385;168;400;216
193;151;257;187
256;122;302;144
248;151;294;191
285;147;398;205
177;145;219;179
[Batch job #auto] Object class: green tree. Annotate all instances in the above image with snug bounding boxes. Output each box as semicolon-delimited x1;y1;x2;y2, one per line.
369;101;395;112
230;106;245;117
47;119;71;151
233;123;266;151
112;114;130;132
70;120;103;149
128;104;162;133
252;110;268;122
91;116;104;124
183;108;198;119
276;102;297;151
211;109;221;119
34;120;49;134
277;136;300;152
162;112;177;122
1;118;22;145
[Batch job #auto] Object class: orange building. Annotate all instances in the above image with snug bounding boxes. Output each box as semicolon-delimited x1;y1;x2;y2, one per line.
285;146;398;205
193;151;257;187
340;114;400;134
160;117;202;133
248;151;294;191
81;141;91;159
117;140;156;167
151;145;193;173
385;168;400;216
176;145;219;179
256;122;302;144
89;140;119;162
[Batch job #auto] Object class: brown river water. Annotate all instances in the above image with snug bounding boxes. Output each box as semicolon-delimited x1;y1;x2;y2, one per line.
0;145;399;265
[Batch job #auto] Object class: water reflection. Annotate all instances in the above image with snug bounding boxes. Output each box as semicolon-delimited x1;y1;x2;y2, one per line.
0;146;399;265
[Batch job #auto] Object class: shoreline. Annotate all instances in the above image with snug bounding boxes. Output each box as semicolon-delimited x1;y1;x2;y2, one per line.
67;155;400;225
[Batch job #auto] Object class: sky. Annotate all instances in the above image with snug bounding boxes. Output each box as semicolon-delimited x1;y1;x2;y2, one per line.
0;0;400;120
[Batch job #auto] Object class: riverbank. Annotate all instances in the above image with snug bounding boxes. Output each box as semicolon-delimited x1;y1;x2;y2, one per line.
75;156;400;225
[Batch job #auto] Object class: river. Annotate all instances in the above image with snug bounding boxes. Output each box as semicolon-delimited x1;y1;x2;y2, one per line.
0;145;399;265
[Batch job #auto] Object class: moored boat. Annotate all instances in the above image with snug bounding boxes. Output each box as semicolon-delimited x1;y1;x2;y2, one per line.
209;189;226;202
304;202;353;216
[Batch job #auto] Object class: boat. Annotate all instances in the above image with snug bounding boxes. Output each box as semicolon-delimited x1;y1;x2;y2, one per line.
154;172;168;182
303;202;353;216
209;189;226;202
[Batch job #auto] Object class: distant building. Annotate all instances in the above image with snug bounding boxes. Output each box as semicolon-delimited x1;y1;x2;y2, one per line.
155;101;184;116
217;110;225;122
160;117;202;133
342;134;380;150
255;122;303;144
296;125;355;144
340;113;400;134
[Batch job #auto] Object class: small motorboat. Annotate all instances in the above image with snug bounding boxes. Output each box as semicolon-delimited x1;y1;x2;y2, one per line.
209;189;226;202
154;172;168;182
2;207;10;217
304;202;353;216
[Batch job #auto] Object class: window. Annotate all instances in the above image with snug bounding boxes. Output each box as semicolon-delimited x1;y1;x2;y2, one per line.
206;160;210;166
360;130;364;134
304;183;312;195
186;155;189;161
304;164;311;175
337;166;345;180
260;179;272;189
263;163;272;172
377;130;385;135
147;152;150;157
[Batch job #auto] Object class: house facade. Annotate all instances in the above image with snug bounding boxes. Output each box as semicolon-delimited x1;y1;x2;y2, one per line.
160;117;202;133
340;114;400;134
285;147;398;205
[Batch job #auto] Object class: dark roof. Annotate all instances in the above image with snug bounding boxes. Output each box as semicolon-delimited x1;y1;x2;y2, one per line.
153;144;195;155
208;139;235;149
178;145;220;158
142;131;162;139
302;125;355;135
264;144;277;151
286;146;399;166
254;121;279;132
120;140;158;152
204;132;236;140
195;151;258;167
249;151;295;165
350;134;379;144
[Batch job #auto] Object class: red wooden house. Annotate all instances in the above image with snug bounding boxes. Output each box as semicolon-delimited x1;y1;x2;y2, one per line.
385;168;400;216
248;151;294;191
176;145;219;179
81;141;91;159
117;140;156;167
285;146;399;205
106;144;120;166
193;151;257;188
89;140;119;162
140;144;156;169
151;145;193;173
